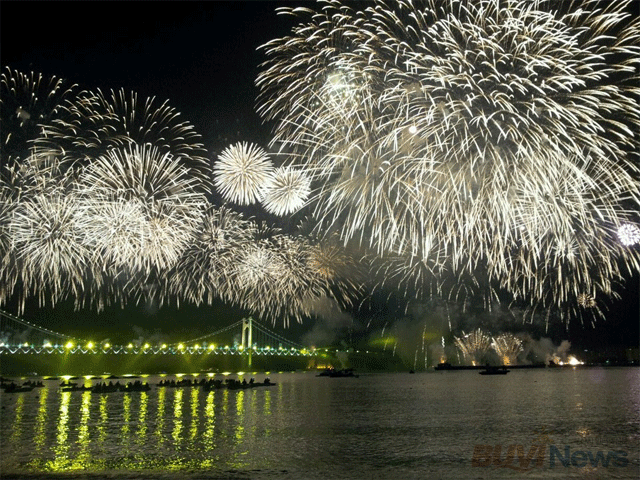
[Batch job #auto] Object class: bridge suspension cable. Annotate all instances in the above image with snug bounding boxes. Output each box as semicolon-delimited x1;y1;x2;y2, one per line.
0;309;79;345
170;320;245;347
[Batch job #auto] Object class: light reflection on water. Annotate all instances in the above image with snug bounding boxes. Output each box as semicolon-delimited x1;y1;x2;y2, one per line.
1;369;639;479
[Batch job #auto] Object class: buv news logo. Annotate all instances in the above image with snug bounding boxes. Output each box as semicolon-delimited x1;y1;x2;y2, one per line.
471;428;629;472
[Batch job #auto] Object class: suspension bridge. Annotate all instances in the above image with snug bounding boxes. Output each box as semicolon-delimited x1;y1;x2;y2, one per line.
0;309;314;357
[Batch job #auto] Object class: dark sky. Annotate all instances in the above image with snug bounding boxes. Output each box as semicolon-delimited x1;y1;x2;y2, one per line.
2;1;300;147
1;0;639;353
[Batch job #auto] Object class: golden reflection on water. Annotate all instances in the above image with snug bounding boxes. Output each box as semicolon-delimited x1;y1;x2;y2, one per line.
172;388;183;446
202;390;217;459
121;391;131;442
190;387;199;443
97;394;107;445
3;375;287;474
235;389;245;442
137;391;148;445
48;391;71;471
230;389;248;470
9;393;25;446
73;391;92;468
33;387;49;454
155;385;166;446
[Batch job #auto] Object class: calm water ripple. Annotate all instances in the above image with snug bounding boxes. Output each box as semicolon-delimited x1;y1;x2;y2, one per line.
1;368;638;479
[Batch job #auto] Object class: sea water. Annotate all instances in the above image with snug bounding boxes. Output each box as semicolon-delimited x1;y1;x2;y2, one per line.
1;368;638;479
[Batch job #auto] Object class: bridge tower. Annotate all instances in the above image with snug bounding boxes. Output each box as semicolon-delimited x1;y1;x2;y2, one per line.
242;316;253;367
241;317;253;351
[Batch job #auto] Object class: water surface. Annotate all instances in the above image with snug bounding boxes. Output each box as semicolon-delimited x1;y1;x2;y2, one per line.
1;368;638;479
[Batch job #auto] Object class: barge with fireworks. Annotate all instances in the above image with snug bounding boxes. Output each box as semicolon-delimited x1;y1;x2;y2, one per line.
434;362;545;371
479;366;509;375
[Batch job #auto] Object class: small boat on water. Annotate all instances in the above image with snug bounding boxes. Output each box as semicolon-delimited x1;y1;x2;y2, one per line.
1;383;34;393
60;385;93;392
479;366;509;375
225;378;276;390
316;368;359;378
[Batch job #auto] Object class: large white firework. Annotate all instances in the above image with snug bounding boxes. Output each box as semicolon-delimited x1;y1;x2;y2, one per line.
213;142;274;205
257;0;640;319
5;163;92;313
215;229;361;326
167;205;258;306
76;143;206;275
260;166;311;216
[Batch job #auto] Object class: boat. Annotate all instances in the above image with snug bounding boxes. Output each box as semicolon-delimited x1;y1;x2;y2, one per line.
479;366;509;375
2;383;34;393
225;378;276;390
434;362;455;370
60;385;93;392
316;367;359;377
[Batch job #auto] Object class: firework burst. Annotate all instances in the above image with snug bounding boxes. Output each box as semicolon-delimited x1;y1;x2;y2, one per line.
76;143;206;275
491;333;523;366
577;293;596;309
617;224;640;247
31;88;208;174
454;328;492;366
213;142;274;205
6;163;92;313
260;166;311;216
0;67;78;174
257;0;640;319
167;205;258;306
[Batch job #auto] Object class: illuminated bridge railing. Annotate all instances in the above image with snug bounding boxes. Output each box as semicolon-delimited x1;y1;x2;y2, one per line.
0;343;318;357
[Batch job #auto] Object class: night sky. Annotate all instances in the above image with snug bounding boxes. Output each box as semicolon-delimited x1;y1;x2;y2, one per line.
1;1;638;355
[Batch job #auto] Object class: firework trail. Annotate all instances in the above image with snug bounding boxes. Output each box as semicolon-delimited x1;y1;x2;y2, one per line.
213;142;274;205
167;205;258;306
256;0;640;321
31;88;209;174
204;224;363;326
0;177;18;306
224;234;321;326
454;328;492;366
0;67;78;175
491;333;523;365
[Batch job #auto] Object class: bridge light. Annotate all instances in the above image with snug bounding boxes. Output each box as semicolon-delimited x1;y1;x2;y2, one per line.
65;341;74;349
238;345;244;351
43;342;52;348
178;343;185;350
265;346;270;350
161;344;167;349
143;343;150;349
23;342;29;347
224;345;229;350
208;344;215;350
127;343;133;349
195;344;200;350
86;342;94;349
104;343;110;349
